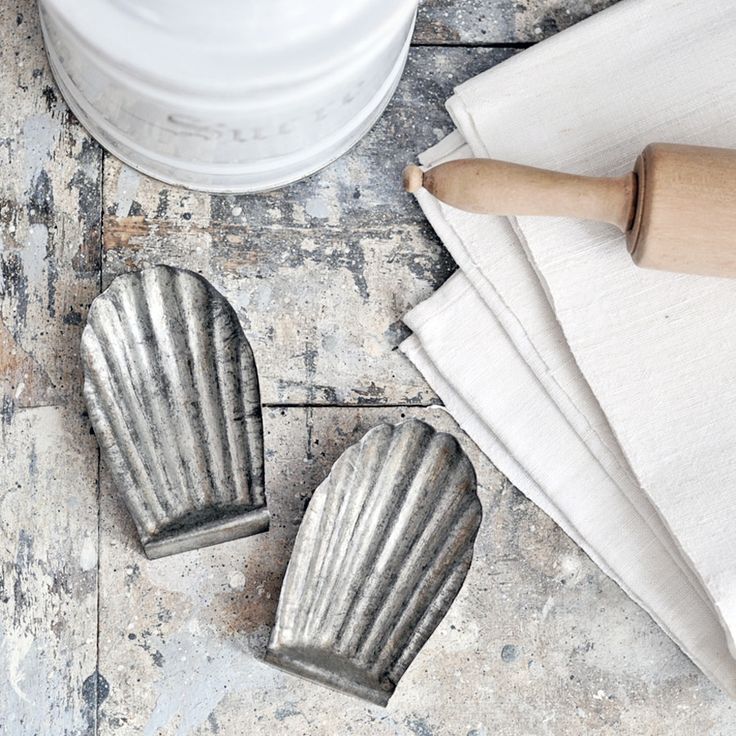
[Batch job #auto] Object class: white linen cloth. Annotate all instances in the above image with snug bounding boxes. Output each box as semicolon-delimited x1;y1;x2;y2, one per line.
401;0;736;696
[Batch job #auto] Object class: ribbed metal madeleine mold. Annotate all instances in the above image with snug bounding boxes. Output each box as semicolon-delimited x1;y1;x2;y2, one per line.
81;265;268;558
266;419;481;705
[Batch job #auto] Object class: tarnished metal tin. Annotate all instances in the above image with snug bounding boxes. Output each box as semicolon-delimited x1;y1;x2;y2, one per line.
266;418;481;705
81;265;268;558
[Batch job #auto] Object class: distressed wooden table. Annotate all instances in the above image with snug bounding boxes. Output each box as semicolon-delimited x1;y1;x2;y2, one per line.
3;1;736;734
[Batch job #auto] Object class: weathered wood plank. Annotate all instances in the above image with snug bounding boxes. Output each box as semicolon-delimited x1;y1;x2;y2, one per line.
97;406;734;736
415;0;621;45
5;1;734;734
102;47;515;406
0;1;103;733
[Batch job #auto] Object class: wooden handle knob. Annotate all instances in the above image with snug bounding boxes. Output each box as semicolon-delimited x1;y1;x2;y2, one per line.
404;159;638;232
403;165;424;194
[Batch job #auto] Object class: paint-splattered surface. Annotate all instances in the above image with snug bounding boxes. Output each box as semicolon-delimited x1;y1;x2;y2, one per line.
414;0;619;44
4;0;736;734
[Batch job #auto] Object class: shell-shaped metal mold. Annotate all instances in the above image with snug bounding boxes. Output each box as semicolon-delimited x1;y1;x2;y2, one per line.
81;265;268;558
266;418;481;705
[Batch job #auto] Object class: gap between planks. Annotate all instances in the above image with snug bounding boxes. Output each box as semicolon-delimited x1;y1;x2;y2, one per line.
410;41;535;49
262;403;442;409
94;148;105;736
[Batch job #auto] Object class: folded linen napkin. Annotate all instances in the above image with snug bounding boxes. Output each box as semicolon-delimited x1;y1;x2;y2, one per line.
401;0;736;695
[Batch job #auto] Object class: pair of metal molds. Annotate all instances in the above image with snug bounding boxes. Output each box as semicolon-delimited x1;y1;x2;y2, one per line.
82;266;481;704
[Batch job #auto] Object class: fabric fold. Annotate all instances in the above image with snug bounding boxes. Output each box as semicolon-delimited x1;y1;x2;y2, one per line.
401;0;736;696
402;273;736;694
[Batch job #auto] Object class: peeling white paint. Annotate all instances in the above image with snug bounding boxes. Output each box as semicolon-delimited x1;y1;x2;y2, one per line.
1;403;98;733
114;165;141;217
22;113;61;197
20;223;48;289
228;571;245;590
13;379;26;400
79;536;97;571
142;629;280;736
540;595;554;622
3;629;33;704
305;197;329;220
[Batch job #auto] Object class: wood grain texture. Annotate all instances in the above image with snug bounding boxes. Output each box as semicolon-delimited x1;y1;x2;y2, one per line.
4;0;736;733
97;408;736;736
101;47;515;406
0;1;102;734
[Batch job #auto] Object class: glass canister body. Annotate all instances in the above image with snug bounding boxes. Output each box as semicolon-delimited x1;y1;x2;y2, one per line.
39;0;417;192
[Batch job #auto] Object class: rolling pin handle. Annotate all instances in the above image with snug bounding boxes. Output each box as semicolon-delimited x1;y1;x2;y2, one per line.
403;158;637;232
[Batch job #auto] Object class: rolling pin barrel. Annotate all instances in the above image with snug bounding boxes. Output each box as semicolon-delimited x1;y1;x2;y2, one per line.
404;143;736;279
627;144;736;277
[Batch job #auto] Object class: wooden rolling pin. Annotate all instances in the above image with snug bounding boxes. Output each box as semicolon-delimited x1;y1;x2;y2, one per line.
403;143;736;278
